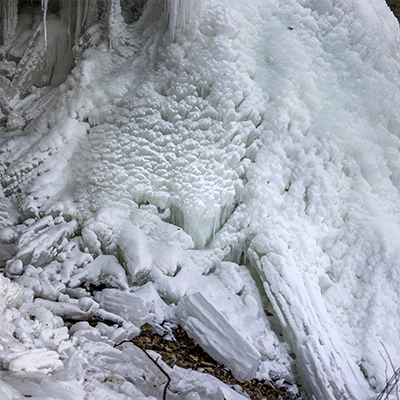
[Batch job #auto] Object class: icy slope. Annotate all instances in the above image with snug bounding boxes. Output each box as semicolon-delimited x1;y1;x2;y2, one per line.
1;0;400;399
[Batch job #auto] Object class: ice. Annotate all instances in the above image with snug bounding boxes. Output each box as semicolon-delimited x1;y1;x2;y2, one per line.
1;0;400;399
34;297;127;326
97;284;169;329
0;0;18;46
41;0;49;47
69;255;129;290
14;217;78;266
165;0;207;40
176;291;261;382
251;250;372;399
4;348;62;373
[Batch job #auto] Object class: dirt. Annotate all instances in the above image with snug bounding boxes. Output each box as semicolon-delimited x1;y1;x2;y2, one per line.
127;323;301;400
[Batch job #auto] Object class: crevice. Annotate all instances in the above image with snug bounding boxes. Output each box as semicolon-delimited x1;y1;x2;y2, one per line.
18;0;60;14
120;0;147;24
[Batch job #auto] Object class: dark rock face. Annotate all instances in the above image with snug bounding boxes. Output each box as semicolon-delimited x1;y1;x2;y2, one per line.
387;0;400;20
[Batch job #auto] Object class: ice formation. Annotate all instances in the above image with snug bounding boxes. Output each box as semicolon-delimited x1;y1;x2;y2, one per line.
1;0;400;399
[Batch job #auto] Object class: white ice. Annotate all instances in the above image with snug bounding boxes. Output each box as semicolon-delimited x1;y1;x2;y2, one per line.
1;0;400;399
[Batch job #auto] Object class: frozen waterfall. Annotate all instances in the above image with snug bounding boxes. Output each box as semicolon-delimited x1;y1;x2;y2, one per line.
1;0;400;399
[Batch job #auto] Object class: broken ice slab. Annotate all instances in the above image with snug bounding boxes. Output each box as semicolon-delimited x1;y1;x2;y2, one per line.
176;292;261;382
34;298;125;326
118;224;180;283
3;348;62;373
0;75;19;114
96;283;170;328
69;254;129;290
14;218;78;267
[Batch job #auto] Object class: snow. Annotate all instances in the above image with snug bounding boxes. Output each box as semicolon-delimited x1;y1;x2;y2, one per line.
1;0;400;399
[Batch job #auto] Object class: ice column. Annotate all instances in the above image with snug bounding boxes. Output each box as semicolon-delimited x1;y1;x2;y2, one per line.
41;0;49;47
249;252;374;400
165;0;207;40
108;0;127;49
0;0;18;46
59;0;103;48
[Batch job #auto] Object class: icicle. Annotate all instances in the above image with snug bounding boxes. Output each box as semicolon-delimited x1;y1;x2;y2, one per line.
166;0;178;40
77;0;86;45
41;0;49;47
83;0;89;30
165;0;207;41
59;0;102;48
0;0;18;46
107;0;128;51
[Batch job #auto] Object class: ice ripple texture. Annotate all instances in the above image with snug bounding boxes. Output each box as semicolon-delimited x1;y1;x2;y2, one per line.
1;0;400;399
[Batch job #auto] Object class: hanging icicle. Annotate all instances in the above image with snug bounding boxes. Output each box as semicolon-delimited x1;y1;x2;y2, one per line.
58;0;103;49
41;0;49;47
107;0;130;52
0;0;18;46
165;0;207;41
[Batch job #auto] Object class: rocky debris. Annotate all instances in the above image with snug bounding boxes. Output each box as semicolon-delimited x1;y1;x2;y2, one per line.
131;324;301;400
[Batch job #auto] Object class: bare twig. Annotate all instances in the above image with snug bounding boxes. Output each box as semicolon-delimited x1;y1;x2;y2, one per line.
377;342;400;400
379;351;389;382
376;368;400;400
114;339;132;347
382;343;396;378
138;345;171;400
